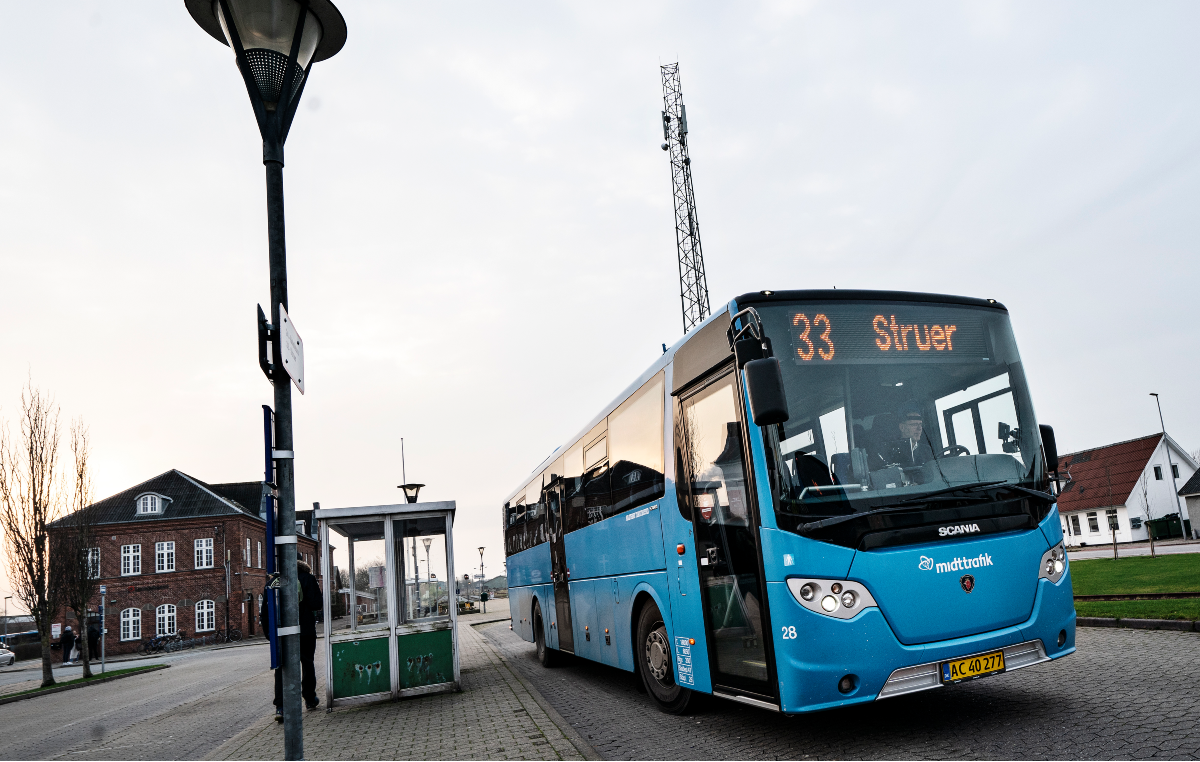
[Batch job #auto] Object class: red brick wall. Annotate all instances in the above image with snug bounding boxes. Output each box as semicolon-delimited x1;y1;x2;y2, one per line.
54;516;319;656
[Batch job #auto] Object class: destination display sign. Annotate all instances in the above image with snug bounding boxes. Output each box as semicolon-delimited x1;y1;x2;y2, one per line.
784;305;989;365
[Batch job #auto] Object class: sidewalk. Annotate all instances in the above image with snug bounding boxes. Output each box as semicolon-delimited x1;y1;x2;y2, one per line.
207;600;598;761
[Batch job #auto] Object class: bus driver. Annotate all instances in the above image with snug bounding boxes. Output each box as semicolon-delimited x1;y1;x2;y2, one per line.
873;401;935;469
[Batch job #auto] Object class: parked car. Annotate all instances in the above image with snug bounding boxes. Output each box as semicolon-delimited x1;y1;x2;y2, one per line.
0;646;15;667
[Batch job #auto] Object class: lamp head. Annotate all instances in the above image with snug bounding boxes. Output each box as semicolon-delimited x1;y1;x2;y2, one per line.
185;0;347;158
398;484;424;504
422;537;432;552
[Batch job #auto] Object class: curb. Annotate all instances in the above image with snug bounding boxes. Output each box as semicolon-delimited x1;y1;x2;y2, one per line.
1077;617;1197;632
0;664;170;706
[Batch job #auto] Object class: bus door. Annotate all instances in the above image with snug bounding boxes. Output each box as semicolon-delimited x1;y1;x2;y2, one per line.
546;477;574;653
679;370;776;700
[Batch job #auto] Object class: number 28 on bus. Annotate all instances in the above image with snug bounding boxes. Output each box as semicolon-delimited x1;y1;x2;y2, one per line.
504;289;1073;715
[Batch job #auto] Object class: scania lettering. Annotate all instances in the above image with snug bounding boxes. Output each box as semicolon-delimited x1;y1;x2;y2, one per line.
938;523;981;537
503;290;1075;715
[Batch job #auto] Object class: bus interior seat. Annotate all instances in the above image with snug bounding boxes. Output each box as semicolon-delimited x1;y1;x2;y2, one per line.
794;452;835;488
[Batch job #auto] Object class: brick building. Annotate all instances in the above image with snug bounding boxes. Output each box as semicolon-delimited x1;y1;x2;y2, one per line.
49;469;319;656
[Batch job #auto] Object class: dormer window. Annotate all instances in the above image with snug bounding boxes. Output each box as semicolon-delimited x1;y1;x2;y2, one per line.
137;494;165;515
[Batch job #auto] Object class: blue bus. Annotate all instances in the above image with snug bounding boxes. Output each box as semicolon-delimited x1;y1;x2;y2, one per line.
504;290;1074;715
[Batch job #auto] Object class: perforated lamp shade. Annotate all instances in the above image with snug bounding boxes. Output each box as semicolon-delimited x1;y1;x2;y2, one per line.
186;0;347;111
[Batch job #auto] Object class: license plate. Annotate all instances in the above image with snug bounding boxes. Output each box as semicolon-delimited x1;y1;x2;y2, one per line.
940;650;1005;684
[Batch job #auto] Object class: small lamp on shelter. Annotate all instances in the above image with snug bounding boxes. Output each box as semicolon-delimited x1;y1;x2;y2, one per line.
398;484;424;504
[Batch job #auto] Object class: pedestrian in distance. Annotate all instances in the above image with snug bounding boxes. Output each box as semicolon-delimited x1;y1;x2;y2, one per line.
263;557;323;721
61;626;75;665
88;624;100;658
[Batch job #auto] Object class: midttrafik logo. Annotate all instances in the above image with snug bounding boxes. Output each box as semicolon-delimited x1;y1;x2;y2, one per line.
919;553;994;573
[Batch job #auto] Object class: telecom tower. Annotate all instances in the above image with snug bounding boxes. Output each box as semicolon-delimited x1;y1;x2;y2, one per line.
660;63;711;334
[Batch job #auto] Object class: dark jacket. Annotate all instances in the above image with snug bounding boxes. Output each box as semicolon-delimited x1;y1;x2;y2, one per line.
298;565;322;637
259;563;323;638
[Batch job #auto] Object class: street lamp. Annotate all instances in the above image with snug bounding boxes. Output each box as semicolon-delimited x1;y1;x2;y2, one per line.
422;537;433;615
3;596;11;648
478;546;486;613
185;2;346;758
1150;393;1189;540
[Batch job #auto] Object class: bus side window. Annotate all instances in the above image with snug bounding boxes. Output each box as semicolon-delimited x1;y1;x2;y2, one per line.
609;372;666;516
563;442;586;533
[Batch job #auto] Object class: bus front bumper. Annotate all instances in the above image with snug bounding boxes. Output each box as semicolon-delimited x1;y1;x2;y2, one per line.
767;572;1076;714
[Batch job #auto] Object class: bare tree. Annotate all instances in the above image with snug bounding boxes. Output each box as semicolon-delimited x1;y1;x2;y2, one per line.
1138;472;1156;559
0;384;65;687
51;419;97;678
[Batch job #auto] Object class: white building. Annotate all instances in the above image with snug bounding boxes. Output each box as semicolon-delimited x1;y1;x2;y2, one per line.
1057;433;1197;546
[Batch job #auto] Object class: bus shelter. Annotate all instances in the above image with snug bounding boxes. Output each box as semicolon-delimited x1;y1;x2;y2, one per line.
318;501;460;708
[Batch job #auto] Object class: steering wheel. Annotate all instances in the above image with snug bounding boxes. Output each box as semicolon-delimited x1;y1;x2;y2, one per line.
938;445;970;458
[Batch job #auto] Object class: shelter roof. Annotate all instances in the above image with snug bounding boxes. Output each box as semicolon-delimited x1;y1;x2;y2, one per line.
1056;434;1161;513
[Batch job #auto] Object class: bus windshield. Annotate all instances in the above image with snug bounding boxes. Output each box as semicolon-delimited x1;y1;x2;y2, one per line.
754;299;1052;550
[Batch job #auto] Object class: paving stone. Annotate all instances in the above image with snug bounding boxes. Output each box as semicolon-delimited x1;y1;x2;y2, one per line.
207;609;594;761
483;621;1200;760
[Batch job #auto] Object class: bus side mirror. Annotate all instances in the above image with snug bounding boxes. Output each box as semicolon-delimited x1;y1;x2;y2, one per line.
1039;424;1059;473
745;358;789;426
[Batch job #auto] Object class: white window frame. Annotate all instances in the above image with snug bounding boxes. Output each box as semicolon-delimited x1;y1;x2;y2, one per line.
246;537;251;566
194;538;214;569
156;604;177;636
155;541;175;573
195;600;216;632
121;544;141;576
137;494;162;515
86;547;100;579
120;608;141;641
257;541;262;568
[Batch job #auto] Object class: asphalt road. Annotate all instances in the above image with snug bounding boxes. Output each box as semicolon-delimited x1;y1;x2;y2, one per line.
483;622;1200;760
0;642;276;760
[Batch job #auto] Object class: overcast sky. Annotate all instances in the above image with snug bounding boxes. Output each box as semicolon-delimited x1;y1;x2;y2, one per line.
2;1;1198;610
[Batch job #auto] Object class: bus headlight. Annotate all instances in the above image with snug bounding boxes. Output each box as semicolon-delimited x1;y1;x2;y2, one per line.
787;578;877;620
1039;542;1067;584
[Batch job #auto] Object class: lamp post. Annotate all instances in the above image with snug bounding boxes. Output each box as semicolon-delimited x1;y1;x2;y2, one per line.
478;547;486;614
422;538;432;616
186;2;346;758
1150;393;1188;540
3;596;11;648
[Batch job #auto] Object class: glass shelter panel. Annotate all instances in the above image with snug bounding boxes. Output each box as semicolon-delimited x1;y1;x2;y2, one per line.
393;518;450;622
326;520;389;635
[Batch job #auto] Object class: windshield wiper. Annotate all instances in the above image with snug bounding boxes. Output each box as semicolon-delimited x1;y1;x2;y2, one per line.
893;480;1009;505
796;480;1038;533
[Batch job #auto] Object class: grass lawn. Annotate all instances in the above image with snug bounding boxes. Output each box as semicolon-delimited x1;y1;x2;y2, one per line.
1074;599;1200;622
1069;553;1200;596
4;664;164;699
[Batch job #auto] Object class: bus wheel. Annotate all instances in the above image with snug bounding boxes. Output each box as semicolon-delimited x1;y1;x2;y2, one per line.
636;601;693;714
533;601;558;667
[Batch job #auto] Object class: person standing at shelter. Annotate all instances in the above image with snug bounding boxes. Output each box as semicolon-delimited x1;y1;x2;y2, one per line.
61;626;75;665
266;557;323;720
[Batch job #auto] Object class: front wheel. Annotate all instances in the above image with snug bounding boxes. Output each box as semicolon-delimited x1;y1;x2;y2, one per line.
636;601;695;715
533;601;559;667
229;628;241;642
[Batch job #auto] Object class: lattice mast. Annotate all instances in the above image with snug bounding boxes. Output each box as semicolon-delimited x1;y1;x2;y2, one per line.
661;63;711;334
